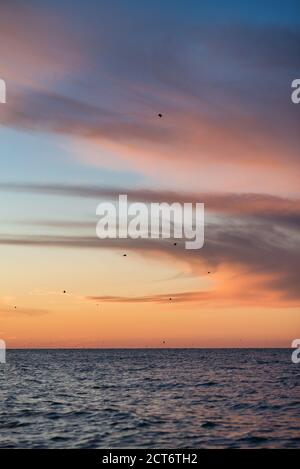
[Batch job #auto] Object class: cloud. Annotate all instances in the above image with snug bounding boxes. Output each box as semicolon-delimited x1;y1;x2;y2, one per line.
1;182;300;303
1;182;300;222
0;3;300;192
0;214;299;305
0;181;300;212
85;283;298;308
0;3;81;89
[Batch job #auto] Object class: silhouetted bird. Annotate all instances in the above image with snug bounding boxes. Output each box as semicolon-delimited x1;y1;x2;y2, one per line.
169;297;172;301
63;290;66;294
123;254;127;257
173;242;177;246
158;113;163;118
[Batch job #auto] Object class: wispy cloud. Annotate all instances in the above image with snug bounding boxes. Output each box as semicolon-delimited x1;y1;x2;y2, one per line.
1;182;300;303
1;3;300;192
0;214;299;304
1;182;300;220
85;284;299;308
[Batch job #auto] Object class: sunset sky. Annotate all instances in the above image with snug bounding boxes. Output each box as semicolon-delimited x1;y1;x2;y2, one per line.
0;0;299;348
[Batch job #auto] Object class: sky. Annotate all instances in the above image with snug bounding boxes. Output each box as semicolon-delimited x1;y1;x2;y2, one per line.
0;0;299;348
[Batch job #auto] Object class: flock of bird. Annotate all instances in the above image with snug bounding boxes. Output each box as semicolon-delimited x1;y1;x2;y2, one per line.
11;112;213;345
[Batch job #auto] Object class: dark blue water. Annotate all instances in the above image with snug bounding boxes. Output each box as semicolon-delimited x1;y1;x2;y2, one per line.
0;349;299;448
